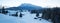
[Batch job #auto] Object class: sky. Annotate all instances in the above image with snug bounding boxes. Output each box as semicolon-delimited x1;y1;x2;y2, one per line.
0;0;60;8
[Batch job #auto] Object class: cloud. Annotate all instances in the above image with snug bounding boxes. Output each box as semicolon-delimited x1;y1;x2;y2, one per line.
0;0;60;8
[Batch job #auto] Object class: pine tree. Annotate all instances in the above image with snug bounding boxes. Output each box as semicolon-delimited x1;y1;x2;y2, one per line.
1;6;8;14
19;12;23;18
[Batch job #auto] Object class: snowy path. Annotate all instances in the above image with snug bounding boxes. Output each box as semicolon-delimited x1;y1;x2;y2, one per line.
0;11;52;23
17;12;52;23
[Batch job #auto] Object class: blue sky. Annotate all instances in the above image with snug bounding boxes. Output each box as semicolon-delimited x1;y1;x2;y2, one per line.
0;0;60;8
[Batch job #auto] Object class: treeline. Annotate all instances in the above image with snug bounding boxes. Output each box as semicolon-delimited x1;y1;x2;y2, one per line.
30;7;60;23
0;6;24;18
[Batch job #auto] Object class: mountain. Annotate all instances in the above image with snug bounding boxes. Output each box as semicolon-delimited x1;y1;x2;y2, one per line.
6;3;42;10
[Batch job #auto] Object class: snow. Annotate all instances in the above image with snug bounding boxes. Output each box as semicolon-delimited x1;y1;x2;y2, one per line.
0;10;52;23
0;13;18;23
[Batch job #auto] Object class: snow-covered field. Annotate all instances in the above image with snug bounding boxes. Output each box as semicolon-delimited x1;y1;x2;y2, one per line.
0;10;52;23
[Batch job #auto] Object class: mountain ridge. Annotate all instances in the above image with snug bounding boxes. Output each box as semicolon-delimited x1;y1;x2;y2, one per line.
6;3;43;10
